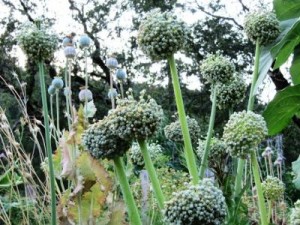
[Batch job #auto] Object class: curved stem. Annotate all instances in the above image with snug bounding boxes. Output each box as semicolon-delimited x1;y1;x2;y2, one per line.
138;139;165;210
199;85;217;180
38;61;57;225
167;54;199;185
234;41;261;197
113;157;142;225
251;151;268;225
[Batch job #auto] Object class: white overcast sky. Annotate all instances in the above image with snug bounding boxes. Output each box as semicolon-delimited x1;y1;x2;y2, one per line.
1;0;275;101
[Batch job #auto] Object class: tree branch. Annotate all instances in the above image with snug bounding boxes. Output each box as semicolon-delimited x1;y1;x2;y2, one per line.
237;0;249;12
194;0;243;30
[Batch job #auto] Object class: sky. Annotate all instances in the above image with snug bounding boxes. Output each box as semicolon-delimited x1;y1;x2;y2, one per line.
1;0;277;102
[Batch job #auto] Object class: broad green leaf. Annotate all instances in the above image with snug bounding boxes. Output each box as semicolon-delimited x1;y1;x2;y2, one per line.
291;45;300;85
274;37;300;69
271;18;300;58
263;84;300;135
292;156;300;189
253;19;299;94
274;0;300;20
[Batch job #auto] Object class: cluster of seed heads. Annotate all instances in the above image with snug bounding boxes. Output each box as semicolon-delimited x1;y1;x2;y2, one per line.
244;11;280;46
18;23;58;62
197;138;228;166
290;200;300;225
200;53;235;85
223;111;268;159
82;117;131;160
262;176;285;201
164;178;226;225
164;116;200;144
107;89;163;140
215;76;247;109
138;10;189;61
129;142;163;166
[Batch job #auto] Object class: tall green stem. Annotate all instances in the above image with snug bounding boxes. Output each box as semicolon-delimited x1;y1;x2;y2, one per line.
199;85;217;180
38;61;57;225
64;60;71;131
138;139;165;210
234;41;261;197
55;90;60;135
234;41;268;224
167;54;199;184
113;157;142;225
251;151;268;225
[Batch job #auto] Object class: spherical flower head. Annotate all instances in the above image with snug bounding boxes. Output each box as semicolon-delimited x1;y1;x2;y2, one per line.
108;88;118;99
129;142;163;166
164;116;200;144
64;87;72;96
222;111;268;159
106;57;118;69
51;77;64;89
108;90;163;140
290;201;300;225
115;69;127;80
82;117;131;159
164;178;226;225
244;11;280;46
79;34;91;48
262;176;285;201
78;88;93;102
48;85;55;95
62;37;73;47
64;46;76;58
137;10;189;61
17;23;58;62
215;76;247;109
197;138;228;166
200;53;235;85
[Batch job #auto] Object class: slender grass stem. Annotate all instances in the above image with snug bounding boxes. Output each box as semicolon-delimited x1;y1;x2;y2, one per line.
167;54;199;184
199;85;217;180
38;61;57;225
138;139;165;210
113;157;143;225
251;151;268;225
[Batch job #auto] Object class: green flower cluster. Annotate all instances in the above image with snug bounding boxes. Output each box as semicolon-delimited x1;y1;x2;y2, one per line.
108;90;163;140
129;142;163;166
244;11;280;46
223;111;268;159
197;138;228;167
262;176;285;201
200;54;235;85
164;178;226;225
215;77;247;109
137;10;188;61
290;200;300;225
82;118;131;160
18;23;58;62
164;116;200;144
